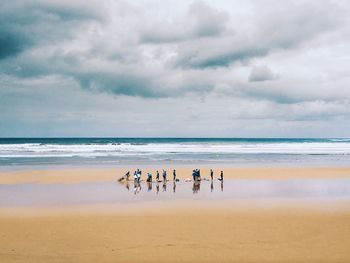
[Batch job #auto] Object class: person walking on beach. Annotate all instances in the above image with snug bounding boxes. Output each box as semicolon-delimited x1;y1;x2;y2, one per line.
118;171;130;182
162;169;167;182
192;170;196;181
156;170;160;181
125;171;130;181
173;169;176;181
218;170;224;181
146;172;152;182
193;169;200;181
210;169;214;181
137;169;142;183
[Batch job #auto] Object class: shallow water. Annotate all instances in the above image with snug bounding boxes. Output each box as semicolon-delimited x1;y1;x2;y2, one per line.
1;179;350;207
1;138;350;169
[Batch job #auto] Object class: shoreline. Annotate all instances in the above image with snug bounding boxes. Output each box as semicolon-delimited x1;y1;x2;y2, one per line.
2;159;350;172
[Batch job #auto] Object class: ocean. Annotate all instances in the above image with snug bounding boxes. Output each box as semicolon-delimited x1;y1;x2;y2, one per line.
1;138;350;170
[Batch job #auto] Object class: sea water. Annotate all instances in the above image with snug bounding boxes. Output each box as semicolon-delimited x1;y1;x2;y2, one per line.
1;138;350;170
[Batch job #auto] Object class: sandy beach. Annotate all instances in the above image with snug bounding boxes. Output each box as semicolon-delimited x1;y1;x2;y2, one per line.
1;167;350;184
1;209;350;263
0;167;350;262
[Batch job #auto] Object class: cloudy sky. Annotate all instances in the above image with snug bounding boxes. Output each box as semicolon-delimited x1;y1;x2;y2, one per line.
0;0;349;137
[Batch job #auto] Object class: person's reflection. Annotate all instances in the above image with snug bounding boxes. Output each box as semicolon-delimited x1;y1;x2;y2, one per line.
147;181;152;192
156;182;160;194
133;180;138;195
192;180;201;194
118;180;130;191
221;180;224;192
210;181;213;192
173;181;176;193
162;181;167;192
133;179;141;195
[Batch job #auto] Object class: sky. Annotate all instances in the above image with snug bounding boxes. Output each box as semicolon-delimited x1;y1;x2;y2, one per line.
0;0;350;138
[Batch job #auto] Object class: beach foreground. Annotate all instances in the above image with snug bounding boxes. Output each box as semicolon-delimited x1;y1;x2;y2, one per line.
1;209;350;263
1;167;350;262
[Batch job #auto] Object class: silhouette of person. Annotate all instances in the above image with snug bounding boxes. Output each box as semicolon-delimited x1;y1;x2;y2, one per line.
137;169;142;183
218;170;224;181
162;169;167;182
146;173;152;182
192;170;196;181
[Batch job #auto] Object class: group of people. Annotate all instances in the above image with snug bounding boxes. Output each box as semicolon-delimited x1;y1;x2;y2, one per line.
191;169;224;181
121;174;223;195
118;168;224;183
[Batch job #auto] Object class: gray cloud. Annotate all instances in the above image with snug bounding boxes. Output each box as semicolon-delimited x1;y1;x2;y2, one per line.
0;30;29;59
249;65;277;82
0;0;350;137
0;0;103;60
174;1;340;69
141;1;229;43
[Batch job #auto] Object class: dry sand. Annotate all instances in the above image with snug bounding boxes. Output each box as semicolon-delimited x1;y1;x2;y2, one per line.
1;167;350;262
1;209;350;263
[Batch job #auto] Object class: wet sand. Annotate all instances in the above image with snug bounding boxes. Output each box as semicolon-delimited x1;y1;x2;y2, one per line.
1;167;350;262
1;167;350;184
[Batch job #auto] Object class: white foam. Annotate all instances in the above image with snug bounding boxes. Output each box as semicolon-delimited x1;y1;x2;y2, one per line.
1;141;350;158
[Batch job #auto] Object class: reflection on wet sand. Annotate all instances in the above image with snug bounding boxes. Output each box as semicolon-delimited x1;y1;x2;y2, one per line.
192;181;201;194
119;179;222;195
147;182;152;192
2;179;350;207
133;179;141;195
